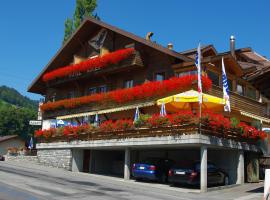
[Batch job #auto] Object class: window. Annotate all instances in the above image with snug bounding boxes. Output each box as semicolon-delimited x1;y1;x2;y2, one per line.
124;80;134;88
88;87;97;95
175;70;197;77
207;71;219;86
236;83;244;95
155;72;165;81
67;91;75;98
99;85;107;93
246;87;256;100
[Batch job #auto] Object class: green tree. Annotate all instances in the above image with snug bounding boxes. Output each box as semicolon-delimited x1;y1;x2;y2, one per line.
63;18;73;44
0;86;38;140
63;0;98;43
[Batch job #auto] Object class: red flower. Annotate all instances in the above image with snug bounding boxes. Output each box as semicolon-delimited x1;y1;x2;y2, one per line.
42;48;135;82
40;75;212;112
147;114;171;128
99;120;114;132
34;129;43;138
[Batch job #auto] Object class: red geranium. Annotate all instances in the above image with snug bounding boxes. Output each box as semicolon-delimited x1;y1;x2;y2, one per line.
42;48;135;82
34;129;43;138
40;75;212;111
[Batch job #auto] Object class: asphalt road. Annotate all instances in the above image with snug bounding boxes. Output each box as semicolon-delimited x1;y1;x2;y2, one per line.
0;161;264;200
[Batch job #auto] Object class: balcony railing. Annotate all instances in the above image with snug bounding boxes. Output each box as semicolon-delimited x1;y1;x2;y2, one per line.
37;123;258;145
209;85;268;117
46;50;144;87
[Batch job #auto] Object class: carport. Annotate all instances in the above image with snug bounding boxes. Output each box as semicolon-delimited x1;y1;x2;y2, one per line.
72;148;125;177
69;133;259;192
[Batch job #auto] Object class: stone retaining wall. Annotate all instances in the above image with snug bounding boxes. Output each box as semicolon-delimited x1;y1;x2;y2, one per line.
5;155;39;163
37;149;72;170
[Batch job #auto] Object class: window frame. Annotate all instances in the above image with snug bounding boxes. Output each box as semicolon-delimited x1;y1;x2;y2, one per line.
124;79;134;88
154;71;166;81
99;85;107;93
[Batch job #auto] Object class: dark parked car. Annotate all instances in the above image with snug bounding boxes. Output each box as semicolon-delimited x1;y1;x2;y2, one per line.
132;158;175;183
168;161;229;186
0;155;5;161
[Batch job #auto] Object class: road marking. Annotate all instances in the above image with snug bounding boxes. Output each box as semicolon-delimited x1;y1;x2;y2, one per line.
233;193;262;200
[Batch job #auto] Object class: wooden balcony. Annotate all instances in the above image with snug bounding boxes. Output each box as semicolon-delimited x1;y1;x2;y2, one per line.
46;50;144;87
209;85;268;117
37;123;258;145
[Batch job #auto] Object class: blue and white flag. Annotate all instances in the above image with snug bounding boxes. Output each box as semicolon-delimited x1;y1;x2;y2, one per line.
160;102;167;117
195;43;202;104
222;57;231;112
134;107;140;123
28;137;33;150
94;113;99;127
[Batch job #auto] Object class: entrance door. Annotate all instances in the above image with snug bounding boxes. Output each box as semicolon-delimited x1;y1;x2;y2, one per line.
83;150;91;172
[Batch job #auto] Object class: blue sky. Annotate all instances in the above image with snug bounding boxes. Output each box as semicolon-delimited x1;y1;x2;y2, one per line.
0;0;269;100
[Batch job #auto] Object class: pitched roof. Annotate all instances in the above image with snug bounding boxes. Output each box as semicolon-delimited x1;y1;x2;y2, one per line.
0;135;19;143
28;17;192;94
180;45;218;59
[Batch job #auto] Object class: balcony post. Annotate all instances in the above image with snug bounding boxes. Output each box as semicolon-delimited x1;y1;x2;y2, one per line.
237;150;245;184
200;145;207;192
124;147;131;180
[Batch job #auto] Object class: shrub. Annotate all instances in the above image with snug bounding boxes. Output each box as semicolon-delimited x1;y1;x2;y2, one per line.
134;114;151;128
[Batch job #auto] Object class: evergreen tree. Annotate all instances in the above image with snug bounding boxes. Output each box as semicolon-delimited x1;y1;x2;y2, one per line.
63;0;98;43
63;18;73;44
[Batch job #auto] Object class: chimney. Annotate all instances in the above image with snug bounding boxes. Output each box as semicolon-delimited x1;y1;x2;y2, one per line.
230;35;236;58
146;32;154;41
167;43;173;50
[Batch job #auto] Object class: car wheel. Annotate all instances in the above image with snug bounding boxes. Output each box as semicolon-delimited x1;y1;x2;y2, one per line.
224;176;229;186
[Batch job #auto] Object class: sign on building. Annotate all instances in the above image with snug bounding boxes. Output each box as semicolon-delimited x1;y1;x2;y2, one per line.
29;120;42;126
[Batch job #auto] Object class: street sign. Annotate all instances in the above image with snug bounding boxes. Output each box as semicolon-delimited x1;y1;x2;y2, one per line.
29;120;42;126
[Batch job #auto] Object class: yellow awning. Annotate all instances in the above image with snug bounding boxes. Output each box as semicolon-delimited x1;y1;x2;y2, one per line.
157;90;225;112
56;101;156;120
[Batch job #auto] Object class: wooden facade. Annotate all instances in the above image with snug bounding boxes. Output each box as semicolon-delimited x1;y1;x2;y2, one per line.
28;17;269;127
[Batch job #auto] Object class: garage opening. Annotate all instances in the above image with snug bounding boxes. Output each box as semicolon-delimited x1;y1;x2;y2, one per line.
90;150;125;177
130;148;200;185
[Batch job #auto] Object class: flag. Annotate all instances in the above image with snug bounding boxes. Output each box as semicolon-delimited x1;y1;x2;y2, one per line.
134;107;140;123
195;43;202;104
94;113;99;127
160;102;167;117
28;137;33;150
222;57;231;112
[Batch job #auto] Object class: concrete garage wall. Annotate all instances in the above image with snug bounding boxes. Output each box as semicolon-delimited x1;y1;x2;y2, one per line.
72;149;83;172
37;149;72;170
90;150;124;176
134;149;200;164
208;149;238;185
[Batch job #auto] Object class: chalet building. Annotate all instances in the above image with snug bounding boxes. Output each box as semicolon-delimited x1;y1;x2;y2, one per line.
28;17;270;192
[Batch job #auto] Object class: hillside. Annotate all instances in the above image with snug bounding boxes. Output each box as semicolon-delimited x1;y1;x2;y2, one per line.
0;86;38;139
0;86;38;109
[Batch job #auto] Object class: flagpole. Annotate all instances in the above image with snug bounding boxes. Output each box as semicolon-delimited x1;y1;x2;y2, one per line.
196;43;202;135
